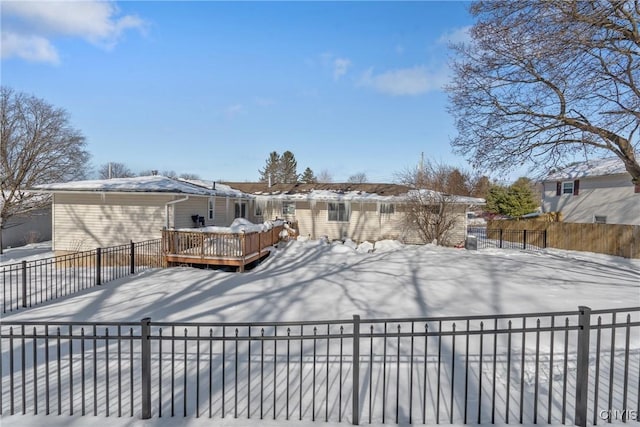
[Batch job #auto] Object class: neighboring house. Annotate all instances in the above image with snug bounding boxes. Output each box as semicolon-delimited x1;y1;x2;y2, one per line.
224;182;485;245
34;176;252;253
1;193;52;250
540;157;640;225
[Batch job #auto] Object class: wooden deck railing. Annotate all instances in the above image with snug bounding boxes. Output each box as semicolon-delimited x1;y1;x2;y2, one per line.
162;224;285;270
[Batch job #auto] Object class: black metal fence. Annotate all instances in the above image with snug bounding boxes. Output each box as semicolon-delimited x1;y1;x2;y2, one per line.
1;306;638;425
468;228;548;251
1;239;163;314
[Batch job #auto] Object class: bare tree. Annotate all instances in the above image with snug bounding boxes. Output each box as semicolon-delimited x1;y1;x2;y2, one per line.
447;1;640;184
179;173;201;180
402;189;461;246
347;172;368;183
0;87;90;253
317;169;334;183
98;162;134;179
395;160;469;246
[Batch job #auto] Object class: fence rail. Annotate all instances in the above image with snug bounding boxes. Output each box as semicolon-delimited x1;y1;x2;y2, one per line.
1;239;163;314
2;306;638;424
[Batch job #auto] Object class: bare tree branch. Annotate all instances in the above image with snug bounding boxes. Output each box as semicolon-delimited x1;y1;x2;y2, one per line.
0;87;90;252
447;0;640;183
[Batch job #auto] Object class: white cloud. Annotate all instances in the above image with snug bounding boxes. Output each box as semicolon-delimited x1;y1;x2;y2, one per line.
358;66;449;96
437;26;472;45
224;104;246;119
1;1;146;63
313;52;352;81
1;31;59;64
333;57;351;80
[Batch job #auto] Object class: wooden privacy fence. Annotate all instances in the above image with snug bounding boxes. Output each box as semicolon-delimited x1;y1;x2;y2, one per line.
487;220;640;259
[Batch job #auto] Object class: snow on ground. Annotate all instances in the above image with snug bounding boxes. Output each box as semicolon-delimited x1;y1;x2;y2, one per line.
0;241;53;265
1;240;639;427
3;239;639;323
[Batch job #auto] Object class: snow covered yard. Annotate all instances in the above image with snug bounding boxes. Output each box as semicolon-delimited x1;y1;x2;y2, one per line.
1;240;639;427
3;239;639;323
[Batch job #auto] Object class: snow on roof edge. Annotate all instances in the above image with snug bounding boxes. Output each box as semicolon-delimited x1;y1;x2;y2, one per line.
544;157;629;181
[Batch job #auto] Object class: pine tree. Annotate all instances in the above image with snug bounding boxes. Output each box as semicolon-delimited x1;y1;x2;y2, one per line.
259;151;281;184
280;151;299;184
485;178;538;217
300;167;317;183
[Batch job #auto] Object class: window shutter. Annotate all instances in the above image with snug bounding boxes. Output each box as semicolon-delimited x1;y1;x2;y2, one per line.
573;179;580;196
556;181;561;196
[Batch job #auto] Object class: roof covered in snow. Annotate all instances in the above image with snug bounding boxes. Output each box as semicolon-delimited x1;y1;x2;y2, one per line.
544;157;629;181
33;176;249;198
224;182;485;204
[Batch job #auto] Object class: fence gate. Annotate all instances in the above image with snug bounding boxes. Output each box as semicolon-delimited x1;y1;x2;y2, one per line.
467;227;547;251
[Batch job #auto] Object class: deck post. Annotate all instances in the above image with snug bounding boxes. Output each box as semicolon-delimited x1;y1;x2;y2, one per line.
200;233;205;259
241;231;246;272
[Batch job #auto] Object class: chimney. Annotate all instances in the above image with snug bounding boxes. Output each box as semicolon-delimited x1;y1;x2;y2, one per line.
212;181;216;190
268;174;272;188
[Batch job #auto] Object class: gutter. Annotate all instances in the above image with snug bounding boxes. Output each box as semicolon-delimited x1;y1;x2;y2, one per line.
165;196;190;229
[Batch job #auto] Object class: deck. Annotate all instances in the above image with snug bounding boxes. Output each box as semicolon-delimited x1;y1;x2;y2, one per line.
162;224;285;271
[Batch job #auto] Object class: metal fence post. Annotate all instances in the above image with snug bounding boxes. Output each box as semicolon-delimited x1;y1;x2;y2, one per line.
21;261;27;308
95;248;102;286
130;241;135;275
141;317;151;419
523;229;528;250
352;315;360;425
499;229;503;249
575;306;591;427
543;229;548;249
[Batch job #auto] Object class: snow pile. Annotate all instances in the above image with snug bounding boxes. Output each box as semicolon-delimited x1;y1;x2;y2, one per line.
180;219;284;234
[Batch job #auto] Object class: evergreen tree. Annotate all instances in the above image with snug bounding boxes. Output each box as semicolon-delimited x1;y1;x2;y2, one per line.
300;167;317;183
259;151;281;184
485;178;538;217
280;151;299;183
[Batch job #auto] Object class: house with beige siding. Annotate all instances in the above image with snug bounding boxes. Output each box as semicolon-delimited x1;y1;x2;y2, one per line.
224;182;485;246
540;157;640;225
34;176;252;253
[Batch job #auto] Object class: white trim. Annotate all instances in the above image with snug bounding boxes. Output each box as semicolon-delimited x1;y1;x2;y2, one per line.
165;196;190;229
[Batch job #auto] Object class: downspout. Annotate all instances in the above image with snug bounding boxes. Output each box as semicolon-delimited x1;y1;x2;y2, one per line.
165;196;190;229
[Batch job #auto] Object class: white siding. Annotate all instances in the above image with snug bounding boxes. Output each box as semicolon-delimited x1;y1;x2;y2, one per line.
255;198;468;245
52;193;172;251
541;174;640;225
173;197;209;228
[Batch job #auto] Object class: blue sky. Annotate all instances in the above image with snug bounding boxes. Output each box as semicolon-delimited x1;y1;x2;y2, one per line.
2;1;475;182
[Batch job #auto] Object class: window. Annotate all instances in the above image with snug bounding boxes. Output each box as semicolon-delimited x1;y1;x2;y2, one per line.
208;198;215;220
557;180;580;196
594;215;607;224
328;202;349;222
255;204;263;217
234;202;247;218
379;203;395;214
282;201;295;216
